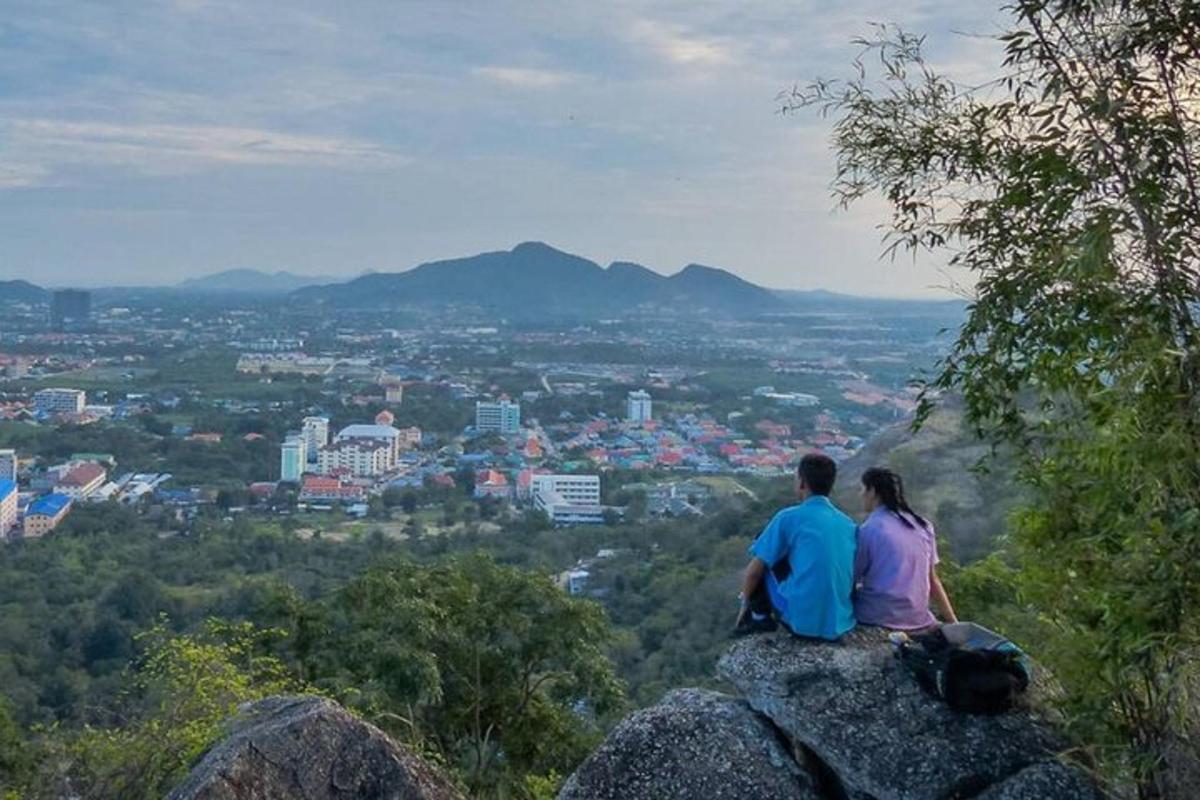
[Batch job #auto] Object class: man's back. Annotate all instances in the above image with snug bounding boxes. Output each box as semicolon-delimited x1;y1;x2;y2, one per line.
749;495;857;639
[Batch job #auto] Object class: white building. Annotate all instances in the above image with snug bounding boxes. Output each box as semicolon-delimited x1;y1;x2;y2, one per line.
317;438;392;477
34;388;86;415
280;435;307;482
53;462;107;499
476;400;521;434
301;416;330;461
334;424;401;468
532;474;604;526
0;449;16;483
627;390;652;423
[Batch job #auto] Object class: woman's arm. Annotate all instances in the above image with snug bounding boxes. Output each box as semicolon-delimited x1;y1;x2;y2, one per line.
930;566;958;623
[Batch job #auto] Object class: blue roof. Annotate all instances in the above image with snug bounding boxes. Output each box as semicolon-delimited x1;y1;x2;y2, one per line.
0;479;15;501
27;493;71;517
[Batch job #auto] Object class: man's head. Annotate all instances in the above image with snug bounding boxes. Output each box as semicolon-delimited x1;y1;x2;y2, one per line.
796;453;837;499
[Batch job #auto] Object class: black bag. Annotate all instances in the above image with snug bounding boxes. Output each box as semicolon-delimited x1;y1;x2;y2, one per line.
897;623;1030;714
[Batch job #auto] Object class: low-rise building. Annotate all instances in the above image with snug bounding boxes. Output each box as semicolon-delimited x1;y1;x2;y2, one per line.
474;469;512;500
532;474;604;526
476;399;521;434
53;463;107;499
298;476;366;504
23;493;72;537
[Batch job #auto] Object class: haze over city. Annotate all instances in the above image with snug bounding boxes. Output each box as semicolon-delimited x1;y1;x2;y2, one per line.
1;1;1001;297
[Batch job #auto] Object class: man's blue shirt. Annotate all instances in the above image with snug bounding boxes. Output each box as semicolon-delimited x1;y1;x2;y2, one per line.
748;495;857;640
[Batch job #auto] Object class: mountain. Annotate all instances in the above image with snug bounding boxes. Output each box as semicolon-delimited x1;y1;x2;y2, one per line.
0;280;49;304
774;287;967;312
178;269;342;294
292;242;788;318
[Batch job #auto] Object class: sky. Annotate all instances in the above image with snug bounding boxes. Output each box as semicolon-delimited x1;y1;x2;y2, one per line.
0;1;1006;297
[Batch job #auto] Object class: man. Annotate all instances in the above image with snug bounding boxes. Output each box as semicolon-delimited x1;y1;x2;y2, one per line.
734;453;856;639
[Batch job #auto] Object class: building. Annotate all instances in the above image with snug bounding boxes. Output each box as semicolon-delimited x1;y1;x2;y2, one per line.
627;390;653;423
23;493;72;538
0;479;16;537
335;424;402;467
317;438;392;477
0;449;16;483
476;400;521;434
53;462;106;499
298;476;366;504
34;388;86;415
474;469;512;500
398;426;422;448
385;383;404;404
375;409;395;426
51;289;91;332
532;474;604;525
301;416;329;461
280;435;308;482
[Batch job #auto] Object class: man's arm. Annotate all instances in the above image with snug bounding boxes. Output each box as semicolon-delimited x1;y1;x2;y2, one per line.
930;566;958;624
736;557;768;625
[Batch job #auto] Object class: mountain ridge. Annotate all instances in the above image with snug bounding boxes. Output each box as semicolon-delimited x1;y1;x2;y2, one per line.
292;241;789;319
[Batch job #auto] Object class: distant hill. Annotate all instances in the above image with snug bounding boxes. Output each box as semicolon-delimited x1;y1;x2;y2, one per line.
178;269;342;294
292;242;789;318
774;288;967;312
0;280;49;304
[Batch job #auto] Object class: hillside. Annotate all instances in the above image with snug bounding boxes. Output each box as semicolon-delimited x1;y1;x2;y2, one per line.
292;242;788;318
0;280;49;304
832;401;1023;562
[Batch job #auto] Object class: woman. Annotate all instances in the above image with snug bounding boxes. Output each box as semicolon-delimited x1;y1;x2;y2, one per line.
853;467;956;630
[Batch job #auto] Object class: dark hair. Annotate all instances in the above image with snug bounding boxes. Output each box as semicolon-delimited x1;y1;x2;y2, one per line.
861;467;929;529
797;453;837;496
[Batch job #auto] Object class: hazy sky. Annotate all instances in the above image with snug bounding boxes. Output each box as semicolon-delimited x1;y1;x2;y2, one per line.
0;1;1004;297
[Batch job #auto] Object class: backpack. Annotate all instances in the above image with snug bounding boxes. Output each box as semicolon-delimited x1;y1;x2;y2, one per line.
896;622;1031;714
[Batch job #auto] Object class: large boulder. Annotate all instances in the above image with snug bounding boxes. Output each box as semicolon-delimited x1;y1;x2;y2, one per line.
717;629;1100;800
167;695;464;800
558;688;821;800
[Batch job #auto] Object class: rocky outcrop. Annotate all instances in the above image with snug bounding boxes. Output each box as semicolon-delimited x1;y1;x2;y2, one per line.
167;695;464;800
715;628;1098;800
559;688;821;800
561;629;1101;800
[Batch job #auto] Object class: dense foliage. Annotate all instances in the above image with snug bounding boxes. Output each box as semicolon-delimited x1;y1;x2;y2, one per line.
792;2;1200;794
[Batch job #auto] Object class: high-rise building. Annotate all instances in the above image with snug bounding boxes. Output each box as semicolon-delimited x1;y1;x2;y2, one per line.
0;479;16;537
627;390;653;423
532;474;604;525
476;400;521;434
280;435;307;482
0;449;16;483
301;416;329;461
34;388;86;415
51;289;91;332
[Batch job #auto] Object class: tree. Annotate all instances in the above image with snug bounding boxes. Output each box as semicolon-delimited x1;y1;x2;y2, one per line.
281;554;624;797
790;4;1200;794
33;619;300;799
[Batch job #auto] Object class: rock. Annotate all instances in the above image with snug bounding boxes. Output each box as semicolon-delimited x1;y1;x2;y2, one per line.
558;687;821;800
975;761;1103;799
167;695;464;800
717;628;1099;800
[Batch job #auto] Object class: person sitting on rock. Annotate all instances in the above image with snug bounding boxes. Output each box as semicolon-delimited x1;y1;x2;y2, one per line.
734;452;857;639
853;467;957;631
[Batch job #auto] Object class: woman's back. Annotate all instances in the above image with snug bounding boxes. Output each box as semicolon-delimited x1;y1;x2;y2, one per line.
853;507;939;630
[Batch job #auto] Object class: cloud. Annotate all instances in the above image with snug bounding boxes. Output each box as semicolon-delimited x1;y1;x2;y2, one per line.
627;18;736;67
473;66;576;89
0;119;409;185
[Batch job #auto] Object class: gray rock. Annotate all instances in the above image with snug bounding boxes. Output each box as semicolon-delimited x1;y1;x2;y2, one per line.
558;687;821;800
167;695;464;800
975;761;1103;799
717;629;1096;800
